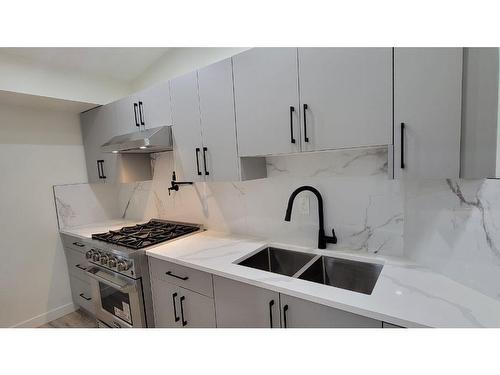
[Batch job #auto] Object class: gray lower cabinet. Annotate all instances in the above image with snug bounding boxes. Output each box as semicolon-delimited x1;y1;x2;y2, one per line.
279;293;381;328
69;274;95;315
213;275;280;328
62;237;95;316
151;277;216;328
213;275;381;328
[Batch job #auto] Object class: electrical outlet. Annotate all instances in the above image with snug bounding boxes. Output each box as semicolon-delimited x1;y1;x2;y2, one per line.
298;196;310;215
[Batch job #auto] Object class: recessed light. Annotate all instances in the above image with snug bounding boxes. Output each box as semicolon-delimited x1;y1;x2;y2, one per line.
112;150;119;154
139;146;147;149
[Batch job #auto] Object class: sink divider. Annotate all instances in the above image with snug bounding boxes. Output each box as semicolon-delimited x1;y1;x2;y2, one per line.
291;254;322;279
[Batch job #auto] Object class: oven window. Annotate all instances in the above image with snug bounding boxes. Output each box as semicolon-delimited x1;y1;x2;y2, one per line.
99;282;133;325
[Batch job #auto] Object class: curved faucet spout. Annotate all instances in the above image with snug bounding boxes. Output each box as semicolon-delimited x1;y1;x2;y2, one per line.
284;186;337;249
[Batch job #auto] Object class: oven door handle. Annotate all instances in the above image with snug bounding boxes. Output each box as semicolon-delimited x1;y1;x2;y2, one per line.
86;269;132;291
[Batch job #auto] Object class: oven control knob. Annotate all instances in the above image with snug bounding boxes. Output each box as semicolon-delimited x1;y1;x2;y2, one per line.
85;250;94;259
108;257;117;268
100;255;109;265
117;261;129;272
92;252;101;262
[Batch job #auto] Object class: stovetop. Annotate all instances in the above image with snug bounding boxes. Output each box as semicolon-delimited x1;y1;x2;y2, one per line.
91;219;201;250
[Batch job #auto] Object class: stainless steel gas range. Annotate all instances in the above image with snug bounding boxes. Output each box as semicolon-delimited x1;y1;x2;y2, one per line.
83;219;203;328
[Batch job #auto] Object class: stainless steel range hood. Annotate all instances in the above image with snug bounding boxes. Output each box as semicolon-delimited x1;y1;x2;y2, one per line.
101;126;173;153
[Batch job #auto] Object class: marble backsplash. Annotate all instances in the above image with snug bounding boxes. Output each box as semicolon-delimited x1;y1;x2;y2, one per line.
404;178;500;300
54;147;404;256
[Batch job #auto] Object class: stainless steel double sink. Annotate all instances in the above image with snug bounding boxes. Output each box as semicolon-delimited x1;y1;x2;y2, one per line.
236;247;383;295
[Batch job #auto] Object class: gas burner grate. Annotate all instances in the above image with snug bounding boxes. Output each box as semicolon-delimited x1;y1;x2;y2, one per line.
92;220;200;249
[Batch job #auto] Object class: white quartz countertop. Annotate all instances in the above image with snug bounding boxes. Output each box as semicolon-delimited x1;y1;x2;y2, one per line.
61;222;500;327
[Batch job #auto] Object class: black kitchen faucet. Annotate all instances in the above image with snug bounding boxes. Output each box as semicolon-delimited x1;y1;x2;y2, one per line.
284;186;337;249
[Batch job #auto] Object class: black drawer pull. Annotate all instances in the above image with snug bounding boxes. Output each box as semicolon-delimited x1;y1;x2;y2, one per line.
79;293;91;301
180;296;187;327
269;300;275;328
138;101;145;126
75;264;87;271
72;242;85;247
202;147;209;176
400;122;405;169
283;304;289;328
303;104;309;142
133;103;140;127
289;106;296;144
165;271;189;281
172;292;180;322
195;148;202;176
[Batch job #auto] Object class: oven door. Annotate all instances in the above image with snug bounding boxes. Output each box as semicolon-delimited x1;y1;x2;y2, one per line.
86;266;146;328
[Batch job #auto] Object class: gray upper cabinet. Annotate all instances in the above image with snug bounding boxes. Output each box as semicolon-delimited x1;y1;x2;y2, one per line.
80;104;152;184
198;59;240;181
170;71;205;182
233;48;301;156
298;48;392;152
393;48;463;179
280;294;381;328
213;276;280;328
134;81;172;129
112;95;140;135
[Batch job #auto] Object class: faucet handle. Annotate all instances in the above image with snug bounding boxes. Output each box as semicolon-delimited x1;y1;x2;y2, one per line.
328;228;338;244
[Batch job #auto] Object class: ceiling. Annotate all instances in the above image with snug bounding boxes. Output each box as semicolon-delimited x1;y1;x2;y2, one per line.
0;47;170;83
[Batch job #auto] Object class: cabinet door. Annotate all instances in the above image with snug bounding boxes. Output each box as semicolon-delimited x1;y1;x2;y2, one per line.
298;48;392;152
280;294;381;328
213;276;280;328
151;278;215;328
394;48;462;179
232;48;300;156
198;58;240;181
135;81;172;129
151;278;181;328
178;287;216;328
170;71;205;182
80;105;118;183
111;95;141;135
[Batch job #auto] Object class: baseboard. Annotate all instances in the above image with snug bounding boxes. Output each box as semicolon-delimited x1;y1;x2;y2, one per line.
11;302;77;328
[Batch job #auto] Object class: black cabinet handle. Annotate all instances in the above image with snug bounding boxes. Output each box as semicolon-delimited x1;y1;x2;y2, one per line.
97;160;106;179
269;300;275;328
96;160;102;179
195;148;202;176
79;293;91;301
289;106;296;144
165;271;189;281
400;122;405;169
138;101;145;126
303;104;309;142
202;147;209;176
172;292;180;322
133;103;140;127
75;264;87;271
283;304;289;328
72;242;85;247
180;296;187;326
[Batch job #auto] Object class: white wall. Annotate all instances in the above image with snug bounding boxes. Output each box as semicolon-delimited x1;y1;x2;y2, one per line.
131;47;248;91
0;102;88;327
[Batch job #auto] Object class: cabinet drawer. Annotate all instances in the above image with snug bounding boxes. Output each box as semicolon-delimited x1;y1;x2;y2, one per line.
61;233;90;254
65;248;90;281
149;258;213;297
69;275;95;315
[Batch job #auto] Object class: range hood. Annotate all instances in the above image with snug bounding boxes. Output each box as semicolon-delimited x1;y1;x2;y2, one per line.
101;126;173;153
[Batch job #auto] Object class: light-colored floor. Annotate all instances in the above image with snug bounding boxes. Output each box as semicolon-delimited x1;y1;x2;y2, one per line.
39;309;98;328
